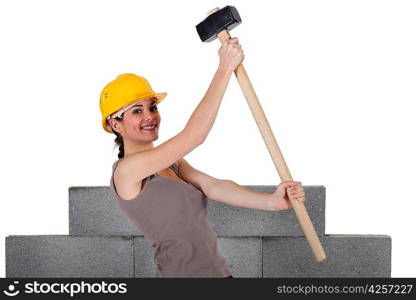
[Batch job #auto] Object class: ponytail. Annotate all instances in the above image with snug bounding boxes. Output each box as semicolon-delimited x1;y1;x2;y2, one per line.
111;116;124;159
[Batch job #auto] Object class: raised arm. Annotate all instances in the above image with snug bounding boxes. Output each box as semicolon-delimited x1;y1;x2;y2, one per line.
120;38;244;182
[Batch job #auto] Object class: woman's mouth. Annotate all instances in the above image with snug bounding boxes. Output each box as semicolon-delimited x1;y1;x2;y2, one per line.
140;124;158;132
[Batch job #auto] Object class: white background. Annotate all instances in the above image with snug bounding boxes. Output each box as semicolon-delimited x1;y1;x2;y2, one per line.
0;0;415;277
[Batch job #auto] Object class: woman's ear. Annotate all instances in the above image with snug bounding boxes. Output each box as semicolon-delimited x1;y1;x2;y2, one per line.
107;118;122;134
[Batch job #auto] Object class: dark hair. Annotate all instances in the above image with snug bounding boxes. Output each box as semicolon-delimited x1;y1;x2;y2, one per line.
112;116;124;159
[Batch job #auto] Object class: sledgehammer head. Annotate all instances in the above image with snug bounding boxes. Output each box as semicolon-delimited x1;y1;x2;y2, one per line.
196;6;242;42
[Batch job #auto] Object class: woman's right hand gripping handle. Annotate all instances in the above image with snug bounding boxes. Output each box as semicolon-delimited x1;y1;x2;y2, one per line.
218;37;245;74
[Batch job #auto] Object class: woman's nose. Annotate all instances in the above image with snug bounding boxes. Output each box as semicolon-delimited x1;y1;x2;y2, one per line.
142;109;153;120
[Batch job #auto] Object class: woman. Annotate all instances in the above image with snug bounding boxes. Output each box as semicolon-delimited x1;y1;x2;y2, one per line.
99;38;305;278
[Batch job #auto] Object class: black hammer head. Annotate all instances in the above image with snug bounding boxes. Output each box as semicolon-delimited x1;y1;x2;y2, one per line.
196;6;242;42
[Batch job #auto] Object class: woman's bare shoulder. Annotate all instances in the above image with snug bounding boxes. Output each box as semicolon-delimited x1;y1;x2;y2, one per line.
113;161;143;201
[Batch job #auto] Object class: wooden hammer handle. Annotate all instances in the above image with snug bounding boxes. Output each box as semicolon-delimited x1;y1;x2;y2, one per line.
216;29;327;262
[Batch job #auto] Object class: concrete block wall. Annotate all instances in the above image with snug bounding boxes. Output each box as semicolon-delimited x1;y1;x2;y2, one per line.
5;185;392;277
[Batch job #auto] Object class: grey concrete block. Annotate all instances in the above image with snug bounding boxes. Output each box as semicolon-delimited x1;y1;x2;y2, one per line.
262;234;391;277
69;185;325;237
5;234;392;278
216;237;262;278
133;237;262;278
69;187;138;236
6;235;134;278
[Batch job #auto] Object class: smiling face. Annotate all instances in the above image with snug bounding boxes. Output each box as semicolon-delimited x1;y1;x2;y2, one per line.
108;97;161;143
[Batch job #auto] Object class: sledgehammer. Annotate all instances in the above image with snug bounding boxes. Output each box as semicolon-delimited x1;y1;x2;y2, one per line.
196;6;327;262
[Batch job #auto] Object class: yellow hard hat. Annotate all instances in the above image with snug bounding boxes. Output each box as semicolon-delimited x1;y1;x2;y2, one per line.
99;73;167;133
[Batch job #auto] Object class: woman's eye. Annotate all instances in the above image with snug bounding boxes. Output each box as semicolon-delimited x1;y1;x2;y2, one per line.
132;105;157;114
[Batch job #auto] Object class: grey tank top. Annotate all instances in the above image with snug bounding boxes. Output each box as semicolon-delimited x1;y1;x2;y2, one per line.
109;158;231;278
